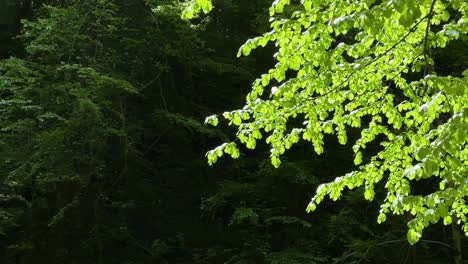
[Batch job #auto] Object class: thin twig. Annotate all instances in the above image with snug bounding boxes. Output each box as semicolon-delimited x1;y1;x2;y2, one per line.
139;71;162;90
143;125;173;155
67;0;116;64
354;238;453;264
423;0;437;91
158;78;168;111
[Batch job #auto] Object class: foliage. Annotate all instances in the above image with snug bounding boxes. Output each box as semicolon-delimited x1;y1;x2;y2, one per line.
0;0;203;262
189;0;468;245
0;0;466;263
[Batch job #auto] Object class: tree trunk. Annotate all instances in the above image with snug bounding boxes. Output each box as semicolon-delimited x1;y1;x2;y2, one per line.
452;217;463;264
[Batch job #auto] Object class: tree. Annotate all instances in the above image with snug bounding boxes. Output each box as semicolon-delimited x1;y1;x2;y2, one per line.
1;1;294;263
185;0;468;246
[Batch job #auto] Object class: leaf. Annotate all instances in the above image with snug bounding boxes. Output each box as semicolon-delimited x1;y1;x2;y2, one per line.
443;216;452;225
415;146;429;161
204;115;219;126
354;152;362;165
445;29;459;39
407;229;421;245
232;114;242;126
377;213;387;224
271;155;281;168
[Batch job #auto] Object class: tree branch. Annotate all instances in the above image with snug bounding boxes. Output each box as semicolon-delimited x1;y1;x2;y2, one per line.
423;0;437;82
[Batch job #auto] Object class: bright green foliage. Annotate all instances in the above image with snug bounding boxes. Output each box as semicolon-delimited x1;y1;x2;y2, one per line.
180;0;212;19
191;0;468;244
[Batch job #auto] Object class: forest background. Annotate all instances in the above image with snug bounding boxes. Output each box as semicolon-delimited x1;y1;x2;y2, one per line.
0;0;466;263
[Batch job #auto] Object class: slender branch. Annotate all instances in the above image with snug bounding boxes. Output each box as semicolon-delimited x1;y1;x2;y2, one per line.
143;125;173;155
420;239;453;249
67;0;116;64
110;98;129;188
139;71;162;90
423;0;437;76
352;238;453;264
307;12;431;101
423;0;437;93
159;77;168;111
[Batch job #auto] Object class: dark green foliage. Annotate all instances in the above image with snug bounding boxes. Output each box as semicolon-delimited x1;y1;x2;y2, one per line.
0;0;465;263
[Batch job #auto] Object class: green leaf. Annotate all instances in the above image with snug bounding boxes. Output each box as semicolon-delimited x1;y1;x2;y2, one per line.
354;152;362;165
204;115;219;126
443;216;452;225
377;213;387;224
407;229;421;245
